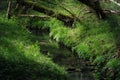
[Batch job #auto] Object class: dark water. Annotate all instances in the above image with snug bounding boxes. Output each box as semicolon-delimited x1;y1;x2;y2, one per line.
68;72;94;80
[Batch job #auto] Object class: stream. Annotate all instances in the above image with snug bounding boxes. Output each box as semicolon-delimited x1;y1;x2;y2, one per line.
30;29;94;80
68;72;93;80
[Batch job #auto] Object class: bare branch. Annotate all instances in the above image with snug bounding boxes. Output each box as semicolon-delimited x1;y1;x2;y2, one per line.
104;10;120;15
7;1;11;19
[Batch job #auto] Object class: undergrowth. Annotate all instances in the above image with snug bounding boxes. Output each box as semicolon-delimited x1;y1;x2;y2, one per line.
28;13;120;79
0;14;66;80
14;0;120;79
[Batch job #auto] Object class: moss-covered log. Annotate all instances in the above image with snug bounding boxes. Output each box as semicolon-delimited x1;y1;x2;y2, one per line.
16;0;75;26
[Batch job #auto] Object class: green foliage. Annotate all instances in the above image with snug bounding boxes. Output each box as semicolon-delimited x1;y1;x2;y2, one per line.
106;59;120;69
0;14;66;80
100;1;120;11
73;43;91;59
93;56;106;65
42;14;120;79
17;0;120;79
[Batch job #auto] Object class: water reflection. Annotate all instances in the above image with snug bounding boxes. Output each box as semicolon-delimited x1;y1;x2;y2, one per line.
68;71;94;80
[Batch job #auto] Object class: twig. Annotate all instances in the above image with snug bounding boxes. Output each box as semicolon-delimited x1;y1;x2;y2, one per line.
7;1;11;19
104;9;120;15
19;14;50;18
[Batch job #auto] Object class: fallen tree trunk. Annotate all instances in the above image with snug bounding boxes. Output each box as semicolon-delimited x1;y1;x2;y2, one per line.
40;0;76;18
16;0;75;26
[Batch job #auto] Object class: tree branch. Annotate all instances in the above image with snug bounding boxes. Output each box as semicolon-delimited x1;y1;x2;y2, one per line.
104;10;120;15
19;14;51;19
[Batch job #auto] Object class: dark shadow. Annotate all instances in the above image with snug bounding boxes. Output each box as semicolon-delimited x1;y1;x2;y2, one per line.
106;14;120;47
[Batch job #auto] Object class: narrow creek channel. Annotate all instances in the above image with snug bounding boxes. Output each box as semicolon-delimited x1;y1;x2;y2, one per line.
29;29;94;80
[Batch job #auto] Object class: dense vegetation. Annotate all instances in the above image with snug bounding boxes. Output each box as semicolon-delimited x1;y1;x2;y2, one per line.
0;0;120;80
0;13;66;80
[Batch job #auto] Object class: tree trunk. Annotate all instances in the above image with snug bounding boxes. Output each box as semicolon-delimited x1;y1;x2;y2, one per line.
78;0;106;19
